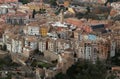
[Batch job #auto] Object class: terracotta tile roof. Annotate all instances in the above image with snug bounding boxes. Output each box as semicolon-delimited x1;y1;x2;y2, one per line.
0;18;5;23
7;11;27;17
88;20;100;25
23;46;32;50
110;9;118;16
11;34;18;39
25;36;37;42
64;48;73;52
88;19;109;25
4;25;13;32
11;26;22;34
65;18;84;27
0;0;17;3
28;20;46;26
0;15;6;21
56;38;70;44
39;37;47;42
27;22;39;26
4;32;12;37
56;38;65;42
109;25;120;30
47;38;56;42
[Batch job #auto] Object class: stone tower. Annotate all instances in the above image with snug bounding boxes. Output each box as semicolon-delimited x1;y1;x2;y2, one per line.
59;9;64;23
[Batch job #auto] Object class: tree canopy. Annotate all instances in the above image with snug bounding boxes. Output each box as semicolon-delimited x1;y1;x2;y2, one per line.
54;60;108;79
49;0;57;7
19;0;30;4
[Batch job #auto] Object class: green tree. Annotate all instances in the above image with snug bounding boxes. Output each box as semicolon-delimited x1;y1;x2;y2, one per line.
19;0;30;4
86;6;90;14
39;8;46;14
49;0;57;7
66;60;107;79
31;59;37;67
54;59;108;79
2;44;7;51
107;71;116;79
54;72;68;79
32;9;36;18
75;12;84;19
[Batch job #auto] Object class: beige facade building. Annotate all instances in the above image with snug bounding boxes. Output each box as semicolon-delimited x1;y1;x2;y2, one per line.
39;38;47;52
56;39;70;53
44;50;59;61
47;38;56;52
24;36;38;50
57;49;74;73
11;36;23;53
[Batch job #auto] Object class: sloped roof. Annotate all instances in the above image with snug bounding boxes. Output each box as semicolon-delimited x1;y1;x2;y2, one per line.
91;24;105;29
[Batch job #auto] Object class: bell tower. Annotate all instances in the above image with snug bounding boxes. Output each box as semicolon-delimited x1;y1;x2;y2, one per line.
59;9;64;23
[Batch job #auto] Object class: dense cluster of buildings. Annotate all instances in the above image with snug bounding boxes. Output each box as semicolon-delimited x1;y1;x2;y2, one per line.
74;0;107;4
0;0;18;4
0;0;120;79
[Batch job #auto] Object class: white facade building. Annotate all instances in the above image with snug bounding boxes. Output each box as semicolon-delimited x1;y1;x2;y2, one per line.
0;7;8;14
11;39;23;53
85;46;92;60
111;2;120;10
6;43;12;52
28;26;40;35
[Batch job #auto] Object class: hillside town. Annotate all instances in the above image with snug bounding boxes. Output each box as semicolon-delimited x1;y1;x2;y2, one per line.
0;0;120;79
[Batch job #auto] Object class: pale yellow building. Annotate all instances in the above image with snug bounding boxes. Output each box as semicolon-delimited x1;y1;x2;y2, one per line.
40;26;48;37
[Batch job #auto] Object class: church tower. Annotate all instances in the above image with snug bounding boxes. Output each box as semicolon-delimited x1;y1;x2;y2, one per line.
59;9;64;23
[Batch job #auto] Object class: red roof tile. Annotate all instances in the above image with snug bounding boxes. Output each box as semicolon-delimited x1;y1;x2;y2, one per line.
0;0;18;3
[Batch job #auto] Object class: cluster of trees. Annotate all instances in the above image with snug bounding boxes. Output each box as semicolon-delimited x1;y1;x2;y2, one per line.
54;60;108;79
55;5;68;15
19;0;31;4
105;0;120;5
30;59;54;68
0;56;19;70
106;0;120;3
111;52;120;66
2;44;7;51
39;8;46;14
32;8;46;18
75;12;100;20
76;6;111;20
49;0;68;15
49;0;57;7
18;0;120;5
19;0;58;5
